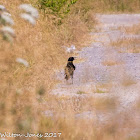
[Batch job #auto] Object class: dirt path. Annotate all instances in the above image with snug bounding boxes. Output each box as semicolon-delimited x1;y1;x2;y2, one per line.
51;14;140;131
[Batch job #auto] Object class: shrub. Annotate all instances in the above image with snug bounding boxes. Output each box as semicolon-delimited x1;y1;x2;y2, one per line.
37;0;77;18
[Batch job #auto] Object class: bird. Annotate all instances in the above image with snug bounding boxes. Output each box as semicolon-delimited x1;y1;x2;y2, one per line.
65;57;76;84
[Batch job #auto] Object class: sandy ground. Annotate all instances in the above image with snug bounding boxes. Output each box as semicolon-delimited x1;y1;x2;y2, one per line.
50;14;140;137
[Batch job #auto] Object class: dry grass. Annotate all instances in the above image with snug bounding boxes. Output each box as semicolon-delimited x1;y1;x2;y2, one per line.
121;76;137;87
77;0;140;13
95;83;113;93
99;0;140;13
111;37;140;53
0;0;96;138
1;0;140;140
40;95;140;140
77;90;86;94
92;97;118;111
125;24;140;35
102;60;122;66
111;24;140;53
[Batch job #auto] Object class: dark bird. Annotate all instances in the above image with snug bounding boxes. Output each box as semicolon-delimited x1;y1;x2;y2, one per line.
65;57;76;84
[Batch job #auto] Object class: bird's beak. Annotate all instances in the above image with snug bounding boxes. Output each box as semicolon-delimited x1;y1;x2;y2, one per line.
74;57;77;60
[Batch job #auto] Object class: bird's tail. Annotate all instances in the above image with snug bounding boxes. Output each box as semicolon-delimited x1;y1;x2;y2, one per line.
65;75;68;80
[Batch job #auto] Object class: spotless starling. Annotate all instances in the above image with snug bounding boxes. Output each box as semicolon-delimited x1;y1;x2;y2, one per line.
65;57;76;84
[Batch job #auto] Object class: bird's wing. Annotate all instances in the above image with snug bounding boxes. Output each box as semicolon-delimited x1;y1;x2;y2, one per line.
73;64;76;70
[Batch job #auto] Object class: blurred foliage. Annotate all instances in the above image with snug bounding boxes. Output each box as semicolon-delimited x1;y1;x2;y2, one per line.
100;0;140;12
37;0;77;18
90;0;140;12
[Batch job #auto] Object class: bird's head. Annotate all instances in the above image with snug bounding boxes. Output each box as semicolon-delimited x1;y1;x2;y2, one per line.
68;57;76;61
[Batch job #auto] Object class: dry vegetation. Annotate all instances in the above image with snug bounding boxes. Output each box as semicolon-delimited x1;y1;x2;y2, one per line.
82;0;140;13
111;24;140;53
1;0;140;140
111;37;140;53
0;0;96;139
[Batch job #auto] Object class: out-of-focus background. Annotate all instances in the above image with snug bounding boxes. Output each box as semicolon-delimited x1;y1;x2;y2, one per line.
1;0;140;140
